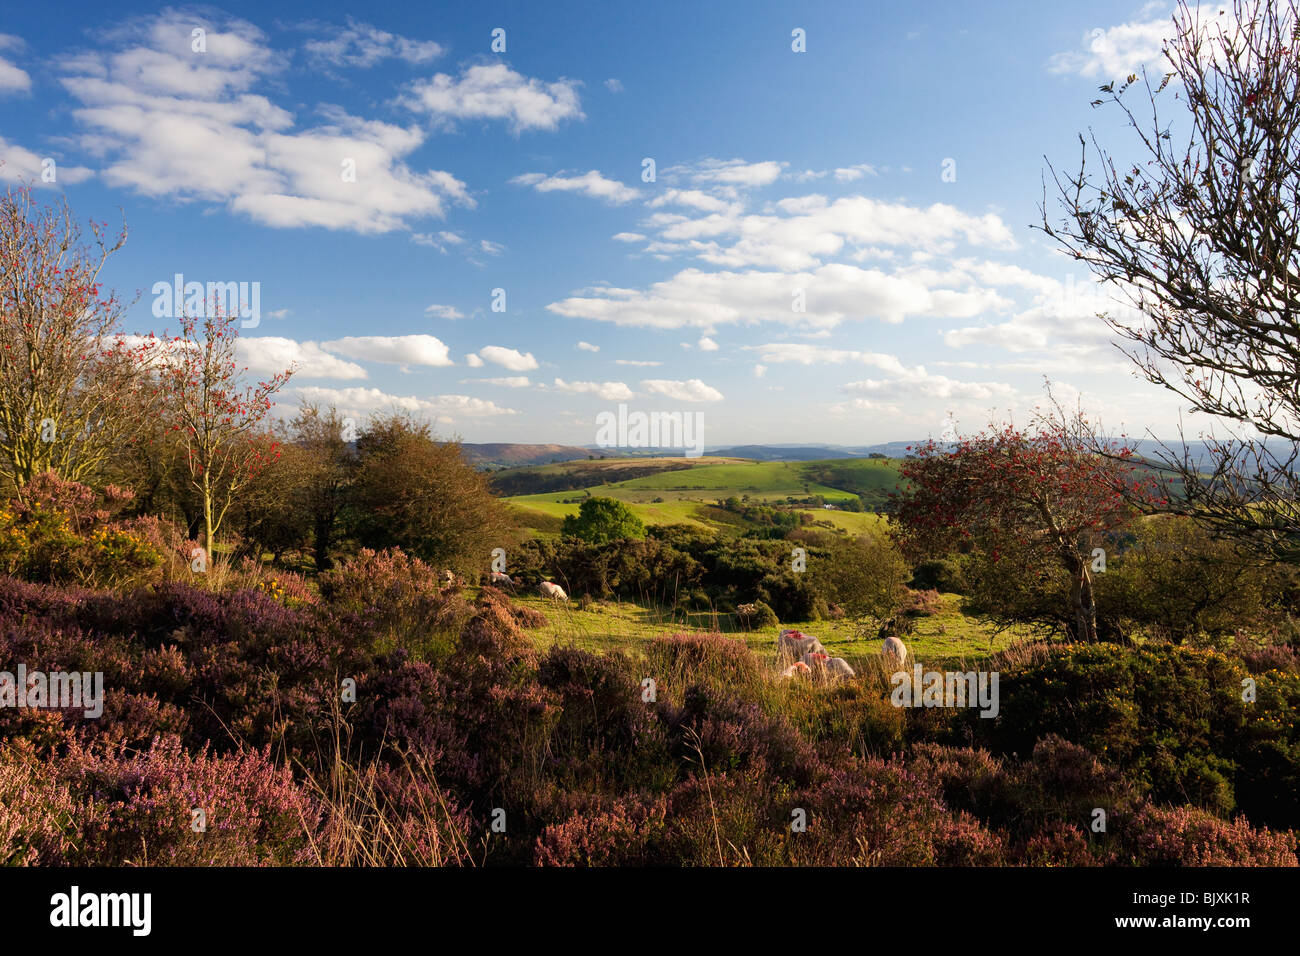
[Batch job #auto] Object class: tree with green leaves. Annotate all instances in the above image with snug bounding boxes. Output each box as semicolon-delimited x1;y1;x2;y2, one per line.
562;496;646;545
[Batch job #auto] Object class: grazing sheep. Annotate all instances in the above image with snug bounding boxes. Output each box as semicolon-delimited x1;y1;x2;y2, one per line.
441;569;463;587
881;635;908;670
778;629;828;663
824;656;856;679
780;660;812;679
538;581;569;601
801;650;829;670
490;571;516;589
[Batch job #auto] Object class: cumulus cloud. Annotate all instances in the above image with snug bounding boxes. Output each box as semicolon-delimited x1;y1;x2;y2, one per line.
576;341;600;352
552;378;633;400
604;78;623;93
1048;12;1174;78
478;345;538;371
548;263;1008;331
842;368;1015;401
293;385;516;420
631;194;1017;270
664;157;786;189
614;359;662;366
321;334;455;366
512;169;639;204
402;62;584;133
57;11;472;233
304;19;443;68
465;353;484;367
641;378;724;402
0;137;93;185
697;336;719;352
0;35;30;93
237;337;367;379
647;189;735;213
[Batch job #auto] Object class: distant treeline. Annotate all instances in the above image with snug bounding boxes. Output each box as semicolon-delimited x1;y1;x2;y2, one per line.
487;461;694;497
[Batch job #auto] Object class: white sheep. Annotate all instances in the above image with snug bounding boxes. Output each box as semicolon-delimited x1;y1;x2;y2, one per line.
777;629;827;663
881;635;908;670
780;661;812;679
824;657;856;679
538;581;569;601
490;571;516;589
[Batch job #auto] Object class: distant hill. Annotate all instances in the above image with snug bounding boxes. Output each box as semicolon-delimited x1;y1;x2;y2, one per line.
455;443;597;468
707;445;861;461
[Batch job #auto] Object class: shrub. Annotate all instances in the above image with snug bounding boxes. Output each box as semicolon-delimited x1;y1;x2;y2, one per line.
0;473;163;589
735;600;778;630
1115;804;1297;866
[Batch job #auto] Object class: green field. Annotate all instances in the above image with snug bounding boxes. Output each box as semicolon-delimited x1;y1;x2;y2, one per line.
511;590;1037;666
501;456;899;536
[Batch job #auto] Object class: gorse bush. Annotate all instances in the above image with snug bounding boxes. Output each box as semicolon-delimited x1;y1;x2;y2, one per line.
0;473;163;589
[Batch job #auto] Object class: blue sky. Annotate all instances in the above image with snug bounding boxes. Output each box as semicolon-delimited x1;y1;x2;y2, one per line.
0;1;1196;446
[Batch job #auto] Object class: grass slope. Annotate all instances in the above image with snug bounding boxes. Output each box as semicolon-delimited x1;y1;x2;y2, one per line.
501;456;901;536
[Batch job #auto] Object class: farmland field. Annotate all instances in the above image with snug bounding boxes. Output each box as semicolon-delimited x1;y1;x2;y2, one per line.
499;456;899;536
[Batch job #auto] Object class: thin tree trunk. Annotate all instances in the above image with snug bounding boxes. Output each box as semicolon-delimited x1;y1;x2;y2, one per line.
1065;552;1099;642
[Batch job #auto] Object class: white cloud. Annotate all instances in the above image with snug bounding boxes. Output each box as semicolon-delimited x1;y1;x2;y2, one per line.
665;158;786;189
1048;13;1173;78
465;353;484;367
576;341;600;352
604;78;624;93
697;336;719;352
471;376;531;387
0;137;94;185
753;364;767;378
614;359;662;366
478;238;505;255
238;337;367;379
403;62;584;133
637;194;1016;270
425;303;464;319
833;164;877;182
0;35;30;94
641;378;724;402
842;369;1015;401
478;345;538;371
304;19;443;68
265;308;291;319
647;189;735;213
512;169;639;204
293;385;516;420
58;12;471;233
613;232;646;242
745;343;908;368
322;334;454;366
552;378;633;400
549;263;1008;331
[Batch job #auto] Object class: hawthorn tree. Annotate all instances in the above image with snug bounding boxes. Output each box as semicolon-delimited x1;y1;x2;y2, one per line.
1042;0;1300;560
0;184;154;489
893;417;1156;642
154;308;291;560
